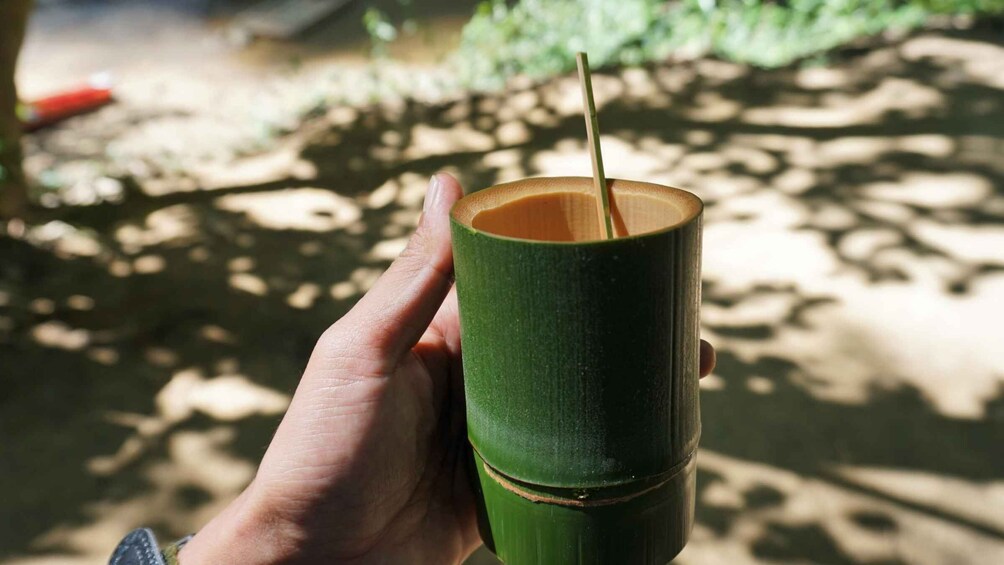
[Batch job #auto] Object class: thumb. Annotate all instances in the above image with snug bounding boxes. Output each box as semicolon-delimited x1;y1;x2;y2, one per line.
334;173;463;364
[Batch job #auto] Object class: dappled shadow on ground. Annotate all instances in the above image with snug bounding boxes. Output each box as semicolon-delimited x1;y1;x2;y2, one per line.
3;23;1004;565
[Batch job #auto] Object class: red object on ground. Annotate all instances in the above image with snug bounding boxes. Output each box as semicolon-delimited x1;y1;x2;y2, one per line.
19;84;114;132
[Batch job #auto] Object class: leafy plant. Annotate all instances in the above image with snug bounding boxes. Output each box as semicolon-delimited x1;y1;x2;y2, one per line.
363;8;399;58
451;0;1004;89
454;0;665;90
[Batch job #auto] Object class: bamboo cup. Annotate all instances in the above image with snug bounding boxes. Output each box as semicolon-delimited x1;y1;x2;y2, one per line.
451;176;704;564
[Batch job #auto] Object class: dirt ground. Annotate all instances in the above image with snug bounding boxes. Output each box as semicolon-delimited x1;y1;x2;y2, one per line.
2;3;1003;564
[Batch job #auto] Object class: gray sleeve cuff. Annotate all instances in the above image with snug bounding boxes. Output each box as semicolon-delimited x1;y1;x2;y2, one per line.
109;528;167;565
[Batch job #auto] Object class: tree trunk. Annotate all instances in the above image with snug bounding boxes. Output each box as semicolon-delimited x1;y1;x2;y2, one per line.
0;0;32;220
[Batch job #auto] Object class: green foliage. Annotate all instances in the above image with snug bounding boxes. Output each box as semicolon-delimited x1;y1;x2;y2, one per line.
363;8;398;58
453;0;1004;89
674;0;927;67
454;0;664;90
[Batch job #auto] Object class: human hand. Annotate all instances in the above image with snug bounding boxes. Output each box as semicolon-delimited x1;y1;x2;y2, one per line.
180;173;717;565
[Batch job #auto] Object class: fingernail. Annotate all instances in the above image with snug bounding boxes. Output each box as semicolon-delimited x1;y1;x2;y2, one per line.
424;174;443;214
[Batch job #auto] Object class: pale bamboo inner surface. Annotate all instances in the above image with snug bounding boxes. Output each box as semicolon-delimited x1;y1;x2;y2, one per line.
453;177;702;243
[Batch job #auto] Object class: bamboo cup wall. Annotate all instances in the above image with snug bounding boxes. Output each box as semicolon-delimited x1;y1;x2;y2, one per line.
451;177;704;565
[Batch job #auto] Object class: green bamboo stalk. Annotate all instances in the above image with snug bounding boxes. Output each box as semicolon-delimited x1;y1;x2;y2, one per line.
451;177;704;564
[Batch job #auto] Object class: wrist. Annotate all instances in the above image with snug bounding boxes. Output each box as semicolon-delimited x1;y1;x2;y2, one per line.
179;481;306;565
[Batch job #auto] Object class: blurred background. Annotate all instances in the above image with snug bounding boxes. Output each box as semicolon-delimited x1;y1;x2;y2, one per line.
1;1;1003;564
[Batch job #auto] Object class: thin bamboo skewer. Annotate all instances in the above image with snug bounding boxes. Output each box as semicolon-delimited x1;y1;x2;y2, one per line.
576;52;614;240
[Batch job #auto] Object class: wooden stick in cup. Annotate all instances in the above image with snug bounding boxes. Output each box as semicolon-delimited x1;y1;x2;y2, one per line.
576;52;614;240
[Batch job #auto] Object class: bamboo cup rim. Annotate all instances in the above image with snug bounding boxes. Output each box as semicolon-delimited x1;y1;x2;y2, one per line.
451;176;703;245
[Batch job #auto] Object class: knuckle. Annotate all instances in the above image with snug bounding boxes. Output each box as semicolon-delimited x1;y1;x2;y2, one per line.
399;227;431;262
314;322;391;378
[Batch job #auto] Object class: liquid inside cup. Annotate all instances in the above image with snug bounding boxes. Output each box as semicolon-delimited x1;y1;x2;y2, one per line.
453;177;701;243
